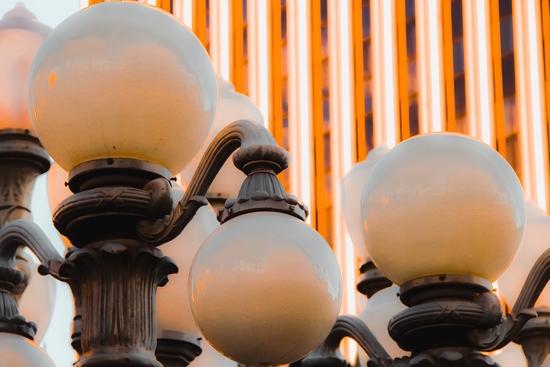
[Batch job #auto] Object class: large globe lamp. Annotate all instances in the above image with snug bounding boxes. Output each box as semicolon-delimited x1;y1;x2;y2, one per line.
361;133;525;355
27;2;217;366
362;133;525;286
28;2;217;175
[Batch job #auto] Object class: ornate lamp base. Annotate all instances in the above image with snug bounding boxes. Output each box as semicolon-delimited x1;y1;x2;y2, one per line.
357;259;392;298
516;308;550;367
155;334;202;367
53;159;178;367
389;274;501;352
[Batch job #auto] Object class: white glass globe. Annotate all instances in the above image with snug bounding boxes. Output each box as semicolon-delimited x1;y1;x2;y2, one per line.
28;2;217;174
362;133;525;285
192;339;238;367
157;191;220;337
498;201;550;309
46;163;72;248
0;3;50;131
357;286;407;363
181;77;262;197
490;343;527;367
17;249;57;344
0;333;55;367
189;212;342;366
341;145;389;263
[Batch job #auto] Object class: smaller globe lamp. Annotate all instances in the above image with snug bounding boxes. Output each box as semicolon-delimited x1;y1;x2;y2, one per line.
181;76;263;209
17;249;57;344
341;144;388;264
357;286;407;364
156;188;220;366
0;333;55;367
191;339;238;367
189;212;342;366
0;3;50;131
185;132;342;366
341;145;392;299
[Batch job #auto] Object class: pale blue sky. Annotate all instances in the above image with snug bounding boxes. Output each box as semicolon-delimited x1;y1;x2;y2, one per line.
0;0;80;28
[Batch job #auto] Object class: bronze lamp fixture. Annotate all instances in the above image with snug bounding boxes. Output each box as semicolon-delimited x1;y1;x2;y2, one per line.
304;133;550;367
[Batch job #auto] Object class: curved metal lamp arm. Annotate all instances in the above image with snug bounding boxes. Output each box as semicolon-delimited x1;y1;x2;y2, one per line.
0;219;65;280
137;119;288;245
302;315;394;367
468;248;550;351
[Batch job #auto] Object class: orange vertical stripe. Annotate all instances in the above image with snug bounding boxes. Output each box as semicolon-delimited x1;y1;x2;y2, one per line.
396;0;410;141
353;0;366;161
441;0;456;132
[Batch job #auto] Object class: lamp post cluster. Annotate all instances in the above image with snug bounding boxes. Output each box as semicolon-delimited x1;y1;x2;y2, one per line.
3;2;550;367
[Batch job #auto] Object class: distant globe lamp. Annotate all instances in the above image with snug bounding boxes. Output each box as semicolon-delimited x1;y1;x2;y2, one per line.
0;3;50;131
181;76;263;210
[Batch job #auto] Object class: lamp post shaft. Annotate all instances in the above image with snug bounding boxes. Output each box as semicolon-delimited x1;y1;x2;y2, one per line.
0;129;50;339
60;242;177;367
0;129;50;227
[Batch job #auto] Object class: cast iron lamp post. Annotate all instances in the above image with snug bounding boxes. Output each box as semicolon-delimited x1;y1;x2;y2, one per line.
0;1;343;367
0;3;55;365
303;133;550;367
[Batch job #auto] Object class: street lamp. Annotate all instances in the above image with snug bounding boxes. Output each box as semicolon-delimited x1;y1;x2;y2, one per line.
0;2;343;367
0;3;55;366
302;133;550;367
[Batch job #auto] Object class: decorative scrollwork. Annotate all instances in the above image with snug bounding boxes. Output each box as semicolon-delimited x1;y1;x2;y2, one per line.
0;219;64;339
137;119;289;245
302;315;393;367
389;292;502;349
467;248;550;351
392;350;499;367
0;220;64;280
